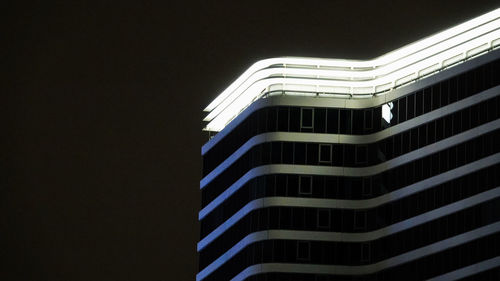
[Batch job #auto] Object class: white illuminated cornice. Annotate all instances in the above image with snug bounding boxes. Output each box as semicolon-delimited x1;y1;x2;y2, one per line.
204;8;500;132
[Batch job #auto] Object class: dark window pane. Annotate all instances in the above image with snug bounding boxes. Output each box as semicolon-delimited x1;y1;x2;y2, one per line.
450;77;458;103
314;108;326;133
432;84;440;110
297;241;310;260
277;107;289;131
275;175;286;196
364;109;373;131
424;88;432;113
354;211;366;230
295;143;306;164
271;142;282;163
353;110;364;134
319;144;332;163
306;143;318;165
289;107;300;132
441;80;449;106
283;142;294;164
299;176;312;195
361;243;370;262
258;109;267;132
362;178;372;196
399;97;407;123
301;108;313;129
407;94;415;119
267;108;277;131
391;100;399;125
415;91;423;116
340;109;352;134
317;209;331;228
356;145;367;164
326;108;339;134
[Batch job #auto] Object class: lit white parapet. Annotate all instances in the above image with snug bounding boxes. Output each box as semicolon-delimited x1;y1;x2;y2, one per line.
204;8;500;132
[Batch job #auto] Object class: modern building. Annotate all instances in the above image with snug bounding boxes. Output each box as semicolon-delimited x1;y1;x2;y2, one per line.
198;8;500;281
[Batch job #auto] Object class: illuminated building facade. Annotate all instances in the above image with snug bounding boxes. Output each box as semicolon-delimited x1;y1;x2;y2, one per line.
198;8;500;281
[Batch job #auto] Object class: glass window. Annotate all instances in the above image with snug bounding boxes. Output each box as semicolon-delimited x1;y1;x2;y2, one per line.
399;97;407;123
364;109;373;130
317;209;331;228
297;241;310;260
275;175;286;196
423;88;432;113
277;107;289;131
282;142;294;164
295;143;306;164
441;80;449;106
362;178;372;196
353;110;364;134
289;107;300;132
271;142;282;163
432;84;441;111
415;91;423;116
407;94;415;119
356;145;367;164
307;144;318;165
319;144;332;164
361;242;370;262
354;211;366;230
301;108;313;130
314;108;326;133
299;176;312;195
267;108;277;131
339;109;352;134
326;108;339;134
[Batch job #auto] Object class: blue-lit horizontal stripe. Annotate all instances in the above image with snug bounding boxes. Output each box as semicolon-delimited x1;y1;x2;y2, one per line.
196;187;500;280
200;119;500;218
199;153;500;221
201;85;500;186
198;160;500;249
227;222;500;281
427;256;500;281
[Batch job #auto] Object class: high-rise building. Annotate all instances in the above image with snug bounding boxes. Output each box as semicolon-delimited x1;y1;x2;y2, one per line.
198;8;500;281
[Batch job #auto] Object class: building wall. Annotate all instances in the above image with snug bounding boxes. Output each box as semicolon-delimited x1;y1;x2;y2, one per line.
198;53;500;281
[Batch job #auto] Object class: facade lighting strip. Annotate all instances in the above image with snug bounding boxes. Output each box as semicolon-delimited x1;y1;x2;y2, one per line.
203;8;500;132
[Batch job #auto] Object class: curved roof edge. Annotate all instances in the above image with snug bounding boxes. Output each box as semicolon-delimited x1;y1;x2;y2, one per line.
203;8;500;132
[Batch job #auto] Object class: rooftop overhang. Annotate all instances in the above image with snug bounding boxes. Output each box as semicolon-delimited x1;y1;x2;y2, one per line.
203;8;500;132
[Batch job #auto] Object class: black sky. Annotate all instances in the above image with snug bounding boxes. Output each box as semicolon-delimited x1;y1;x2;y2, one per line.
3;1;499;280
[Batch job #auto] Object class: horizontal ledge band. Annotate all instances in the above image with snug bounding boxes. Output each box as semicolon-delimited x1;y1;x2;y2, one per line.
196;187;500;280
203;73;500;155
223;222;500;281
199;186;500;250
199;152;500;220
199;120;500;223
201;85;500;187
427;256;500;281
201;117;500;190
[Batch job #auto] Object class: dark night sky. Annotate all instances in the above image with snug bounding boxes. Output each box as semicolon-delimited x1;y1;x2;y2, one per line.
3;1;499;280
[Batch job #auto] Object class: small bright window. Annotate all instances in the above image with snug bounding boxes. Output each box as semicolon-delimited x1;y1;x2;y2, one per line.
382;102;394;124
